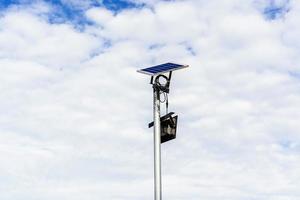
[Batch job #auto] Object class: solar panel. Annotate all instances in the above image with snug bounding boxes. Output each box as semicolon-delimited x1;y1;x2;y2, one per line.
137;62;188;76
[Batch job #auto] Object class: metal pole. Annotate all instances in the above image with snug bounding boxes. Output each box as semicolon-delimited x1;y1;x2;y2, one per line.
153;85;162;200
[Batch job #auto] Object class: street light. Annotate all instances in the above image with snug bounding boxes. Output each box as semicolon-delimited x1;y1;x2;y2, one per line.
137;62;189;200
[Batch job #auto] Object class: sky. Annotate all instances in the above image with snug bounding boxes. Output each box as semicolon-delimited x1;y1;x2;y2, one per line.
0;0;300;200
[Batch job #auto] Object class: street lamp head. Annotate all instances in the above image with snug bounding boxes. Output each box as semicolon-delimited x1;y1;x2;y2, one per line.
148;112;178;144
160;114;178;143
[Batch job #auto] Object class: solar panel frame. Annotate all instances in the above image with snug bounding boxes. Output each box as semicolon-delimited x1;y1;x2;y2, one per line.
137;62;189;76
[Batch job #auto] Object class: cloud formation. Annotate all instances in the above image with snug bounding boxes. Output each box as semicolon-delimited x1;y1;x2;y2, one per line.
0;0;300;200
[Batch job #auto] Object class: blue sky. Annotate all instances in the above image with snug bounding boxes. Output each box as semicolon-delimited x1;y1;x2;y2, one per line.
0;0;142;13
0;0;300;200
0;0;145;27
0;0;290;26
0;0;290;19
263;0;290;19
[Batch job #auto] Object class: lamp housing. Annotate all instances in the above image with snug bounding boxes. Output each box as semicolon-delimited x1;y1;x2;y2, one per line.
149;112;178;143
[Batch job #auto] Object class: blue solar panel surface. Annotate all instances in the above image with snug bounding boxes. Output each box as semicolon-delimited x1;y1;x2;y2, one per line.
138;62;187;75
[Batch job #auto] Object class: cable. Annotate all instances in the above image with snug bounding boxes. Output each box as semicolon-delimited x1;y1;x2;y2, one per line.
166;93;168;114
154;74;170;114
154;74;170;93
158;91;169;115
159;91;167;103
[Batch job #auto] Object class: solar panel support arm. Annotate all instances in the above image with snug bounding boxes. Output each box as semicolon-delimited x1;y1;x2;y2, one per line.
167;71;172;90
150;76;154;84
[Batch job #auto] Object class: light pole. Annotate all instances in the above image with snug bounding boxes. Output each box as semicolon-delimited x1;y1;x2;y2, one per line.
153;83;162;200
138;62;188;200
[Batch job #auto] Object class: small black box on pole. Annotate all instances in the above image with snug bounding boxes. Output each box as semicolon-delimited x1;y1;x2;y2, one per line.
148;112;178;143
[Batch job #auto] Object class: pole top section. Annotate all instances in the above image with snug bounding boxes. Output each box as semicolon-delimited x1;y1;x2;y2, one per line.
137;62;189;76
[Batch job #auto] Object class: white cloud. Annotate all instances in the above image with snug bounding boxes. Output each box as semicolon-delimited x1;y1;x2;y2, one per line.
1;0;300;200
0;7;102;68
